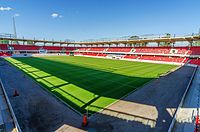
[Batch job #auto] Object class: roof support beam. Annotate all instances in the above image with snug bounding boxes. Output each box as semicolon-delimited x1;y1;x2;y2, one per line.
1;35;200;46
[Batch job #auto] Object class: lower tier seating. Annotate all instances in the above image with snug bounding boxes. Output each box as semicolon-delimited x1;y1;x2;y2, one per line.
82;53;98;56
97;53;107;57
124;55;138;59
0;44;8;50
139;55;185;63
82;53;187;63
189;59;200;66
0;52;12;56
124;55;186;63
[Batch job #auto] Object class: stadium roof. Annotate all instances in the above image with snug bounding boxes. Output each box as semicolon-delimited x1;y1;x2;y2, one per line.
0;34;200;45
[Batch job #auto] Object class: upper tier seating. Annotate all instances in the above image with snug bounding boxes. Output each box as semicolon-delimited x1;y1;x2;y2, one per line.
134;47;171;54
43;46;76;51
88;47;105;51
43;46;63;50
76;46;195;56
0;44;8;50
11;44;40;50
133;47;192;55
78;47;106;52
173;47;189;54
65;47;76;51
107;47;132;52
78;47;89;51
190;47;200;55
4;44;76;51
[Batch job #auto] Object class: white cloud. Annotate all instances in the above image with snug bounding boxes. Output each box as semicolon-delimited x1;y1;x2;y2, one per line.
0;7;13;11
51;13;62;18
51;13;58;18
14;13;20;17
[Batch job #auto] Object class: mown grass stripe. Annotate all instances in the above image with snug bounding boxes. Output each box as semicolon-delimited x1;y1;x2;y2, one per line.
5;56;177;114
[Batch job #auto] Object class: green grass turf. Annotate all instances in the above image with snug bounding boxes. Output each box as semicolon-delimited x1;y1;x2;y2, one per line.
5;56;177;115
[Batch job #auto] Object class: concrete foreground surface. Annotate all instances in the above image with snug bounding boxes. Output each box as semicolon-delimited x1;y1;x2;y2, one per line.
173;67;200;132
88;66;194;132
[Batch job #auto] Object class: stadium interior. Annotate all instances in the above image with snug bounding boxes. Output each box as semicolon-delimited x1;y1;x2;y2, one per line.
0;43;200;66
0;34;200;132
1;0;200;131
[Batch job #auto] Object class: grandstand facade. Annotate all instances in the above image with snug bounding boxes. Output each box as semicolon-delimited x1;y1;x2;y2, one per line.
0;43;200;66
0;34;200;66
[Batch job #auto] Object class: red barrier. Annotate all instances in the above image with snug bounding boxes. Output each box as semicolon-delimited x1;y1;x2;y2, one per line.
195;115;199;132
82;114;88;127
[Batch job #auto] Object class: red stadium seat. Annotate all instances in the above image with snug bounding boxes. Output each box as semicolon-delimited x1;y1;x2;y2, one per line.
107;47;132;52
11;44;40;50
1;43;200;65
134;47;171;54
97;53;107;57
88;47;106;52
0;52;11;56
124;55;138;59
140;55;186;63
0;44;8;50
189;59;200;66
190;47;200;55
82;52;98;56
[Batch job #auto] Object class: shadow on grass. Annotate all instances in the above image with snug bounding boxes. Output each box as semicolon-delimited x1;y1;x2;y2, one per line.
8;57;154;114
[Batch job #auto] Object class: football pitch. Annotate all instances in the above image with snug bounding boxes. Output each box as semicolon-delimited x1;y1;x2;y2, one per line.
6;56;177;115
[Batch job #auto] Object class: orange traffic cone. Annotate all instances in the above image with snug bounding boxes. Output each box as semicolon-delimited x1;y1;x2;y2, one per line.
13;90;19;97
82;114;88;127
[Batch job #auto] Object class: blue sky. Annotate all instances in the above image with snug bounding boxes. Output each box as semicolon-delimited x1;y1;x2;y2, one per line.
0;0;200;41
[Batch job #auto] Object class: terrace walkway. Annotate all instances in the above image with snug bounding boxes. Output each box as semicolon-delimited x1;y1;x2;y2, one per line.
173;67;200;132
0;80;16;131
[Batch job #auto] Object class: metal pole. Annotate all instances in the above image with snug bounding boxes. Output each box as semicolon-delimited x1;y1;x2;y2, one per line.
198;28;200;35
13;16;17;38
